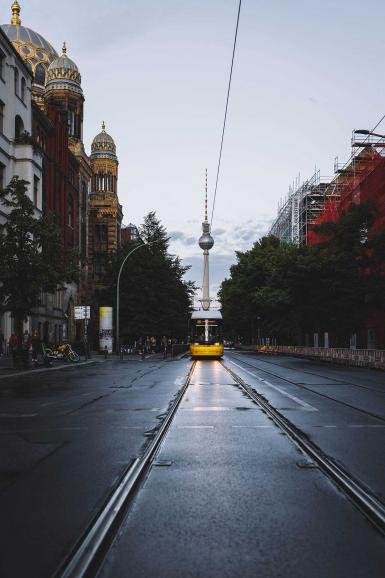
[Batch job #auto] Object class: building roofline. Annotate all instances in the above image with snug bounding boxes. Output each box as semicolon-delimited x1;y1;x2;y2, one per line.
0;26;33;79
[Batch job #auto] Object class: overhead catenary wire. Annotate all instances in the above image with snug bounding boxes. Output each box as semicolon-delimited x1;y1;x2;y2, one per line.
210;0;242;228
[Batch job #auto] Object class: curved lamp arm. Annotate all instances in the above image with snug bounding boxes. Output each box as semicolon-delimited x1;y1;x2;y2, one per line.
116;241;156;353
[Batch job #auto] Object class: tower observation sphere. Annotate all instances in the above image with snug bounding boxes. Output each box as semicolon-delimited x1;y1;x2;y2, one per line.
199;232;214;251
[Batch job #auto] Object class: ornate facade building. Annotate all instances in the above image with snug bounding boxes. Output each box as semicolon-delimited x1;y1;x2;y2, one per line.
0;1;125;345
89;123;123;287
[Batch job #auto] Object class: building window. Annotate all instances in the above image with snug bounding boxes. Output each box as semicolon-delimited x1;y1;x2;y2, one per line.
94;256;106;279
0;162;5;190
68;199;73;228
0;49;5;80
0;101;4;133
14;115;24;139
34;64;45;87
68;109;75;137
21;77;26;102
33;175;39;207
14;68;19;95
94;224;108;253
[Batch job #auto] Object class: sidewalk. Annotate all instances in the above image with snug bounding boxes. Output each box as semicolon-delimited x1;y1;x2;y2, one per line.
0;353;104;380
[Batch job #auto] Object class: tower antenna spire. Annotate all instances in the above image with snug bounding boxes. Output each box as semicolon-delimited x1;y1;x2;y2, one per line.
199;168;214;311
205;168;208;222
11;1;21;25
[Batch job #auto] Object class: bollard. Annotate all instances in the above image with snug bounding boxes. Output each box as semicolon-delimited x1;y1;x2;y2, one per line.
104;345;108;360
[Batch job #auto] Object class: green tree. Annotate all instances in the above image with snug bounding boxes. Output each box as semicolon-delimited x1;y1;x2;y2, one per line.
219;236;299;343
101;212;195;341
0;177;79;337
297;201;385;343
219;202;385;346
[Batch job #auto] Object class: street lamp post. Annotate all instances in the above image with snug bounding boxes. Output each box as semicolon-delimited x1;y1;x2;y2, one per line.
116;241;155;354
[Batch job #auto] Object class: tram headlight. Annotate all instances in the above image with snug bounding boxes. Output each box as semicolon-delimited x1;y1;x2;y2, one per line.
214;342;220;346
194;342;199;346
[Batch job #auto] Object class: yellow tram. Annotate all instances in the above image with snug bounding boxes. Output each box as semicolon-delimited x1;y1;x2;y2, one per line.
189;310;224;358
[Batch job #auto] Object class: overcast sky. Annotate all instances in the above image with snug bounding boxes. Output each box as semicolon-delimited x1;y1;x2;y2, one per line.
7;0;385;301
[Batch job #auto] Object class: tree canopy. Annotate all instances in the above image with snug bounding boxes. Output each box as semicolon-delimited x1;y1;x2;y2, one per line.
219;202;385;346
0;177;78;335
100;212;195;341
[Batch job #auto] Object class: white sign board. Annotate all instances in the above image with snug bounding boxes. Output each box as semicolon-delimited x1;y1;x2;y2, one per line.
75;306;91;320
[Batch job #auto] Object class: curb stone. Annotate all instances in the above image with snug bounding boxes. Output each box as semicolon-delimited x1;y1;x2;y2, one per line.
0;358;106;381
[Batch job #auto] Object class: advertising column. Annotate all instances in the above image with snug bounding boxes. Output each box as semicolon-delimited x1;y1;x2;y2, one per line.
99;307;113;353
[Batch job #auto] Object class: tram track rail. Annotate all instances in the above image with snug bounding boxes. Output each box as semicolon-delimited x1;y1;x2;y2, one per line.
221;360;385;536
229;353;385;424
54;361;197;578
231;351;385;394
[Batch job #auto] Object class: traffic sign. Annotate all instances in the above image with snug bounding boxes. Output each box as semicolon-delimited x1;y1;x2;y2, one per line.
75;306;91;320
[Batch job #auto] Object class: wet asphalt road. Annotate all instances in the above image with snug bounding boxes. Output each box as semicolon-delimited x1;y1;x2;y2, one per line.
0;352;385;577
0;356;192;578
99;356;385;578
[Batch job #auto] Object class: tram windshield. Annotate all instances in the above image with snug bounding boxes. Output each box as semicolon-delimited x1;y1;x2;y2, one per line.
191;319;222;344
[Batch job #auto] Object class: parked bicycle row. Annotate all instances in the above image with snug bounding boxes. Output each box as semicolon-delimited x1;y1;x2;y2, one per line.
5;330;80;369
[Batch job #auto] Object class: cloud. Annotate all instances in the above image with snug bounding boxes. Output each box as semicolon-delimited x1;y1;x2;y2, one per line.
170;231;196;246
181;253;237;305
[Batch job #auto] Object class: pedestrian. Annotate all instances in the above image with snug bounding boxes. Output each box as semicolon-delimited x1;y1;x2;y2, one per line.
161;335;168;359
31;330;41;367
0;329;4;356
145;336;151;355
150;336;156;353
9;333;19;367
21;330;31;368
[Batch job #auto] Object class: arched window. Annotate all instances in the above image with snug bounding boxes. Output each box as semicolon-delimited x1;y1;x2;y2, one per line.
15;115;24;139
14;68;19;95
21;77;26;101
34;64;45;87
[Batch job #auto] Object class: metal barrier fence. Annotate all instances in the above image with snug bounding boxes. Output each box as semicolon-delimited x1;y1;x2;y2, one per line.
251;344;385;370
118;344;189;360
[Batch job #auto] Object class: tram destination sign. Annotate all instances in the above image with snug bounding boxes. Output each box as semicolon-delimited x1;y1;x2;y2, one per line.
74;306;91;320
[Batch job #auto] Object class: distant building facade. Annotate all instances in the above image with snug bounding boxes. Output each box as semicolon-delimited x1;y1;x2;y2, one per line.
0;1;134;346
121;222;139;244
0;25;43;341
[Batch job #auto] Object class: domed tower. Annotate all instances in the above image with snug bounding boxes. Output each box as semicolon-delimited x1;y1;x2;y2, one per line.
89;123;123;283
199;171;214;311
1;1;58;106
90;122;118;191
44;42;84;149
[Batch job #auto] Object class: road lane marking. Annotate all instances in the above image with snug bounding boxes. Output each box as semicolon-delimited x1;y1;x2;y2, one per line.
177;425;214;429
182;406;232;411
228;360;318;412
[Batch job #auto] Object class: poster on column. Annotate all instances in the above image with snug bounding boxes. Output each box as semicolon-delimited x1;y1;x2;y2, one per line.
99;307;113;352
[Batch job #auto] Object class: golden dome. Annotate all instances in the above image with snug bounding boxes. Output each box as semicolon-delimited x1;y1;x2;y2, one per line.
1;2;58;89
91;122;117;161
46;42;82;94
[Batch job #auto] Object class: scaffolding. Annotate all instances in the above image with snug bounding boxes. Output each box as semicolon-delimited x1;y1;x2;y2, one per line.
307;130;385;244
270;126;385;246
269;170;333;245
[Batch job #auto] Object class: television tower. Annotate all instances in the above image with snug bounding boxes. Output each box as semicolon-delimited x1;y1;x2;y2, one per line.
199;170;214;311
